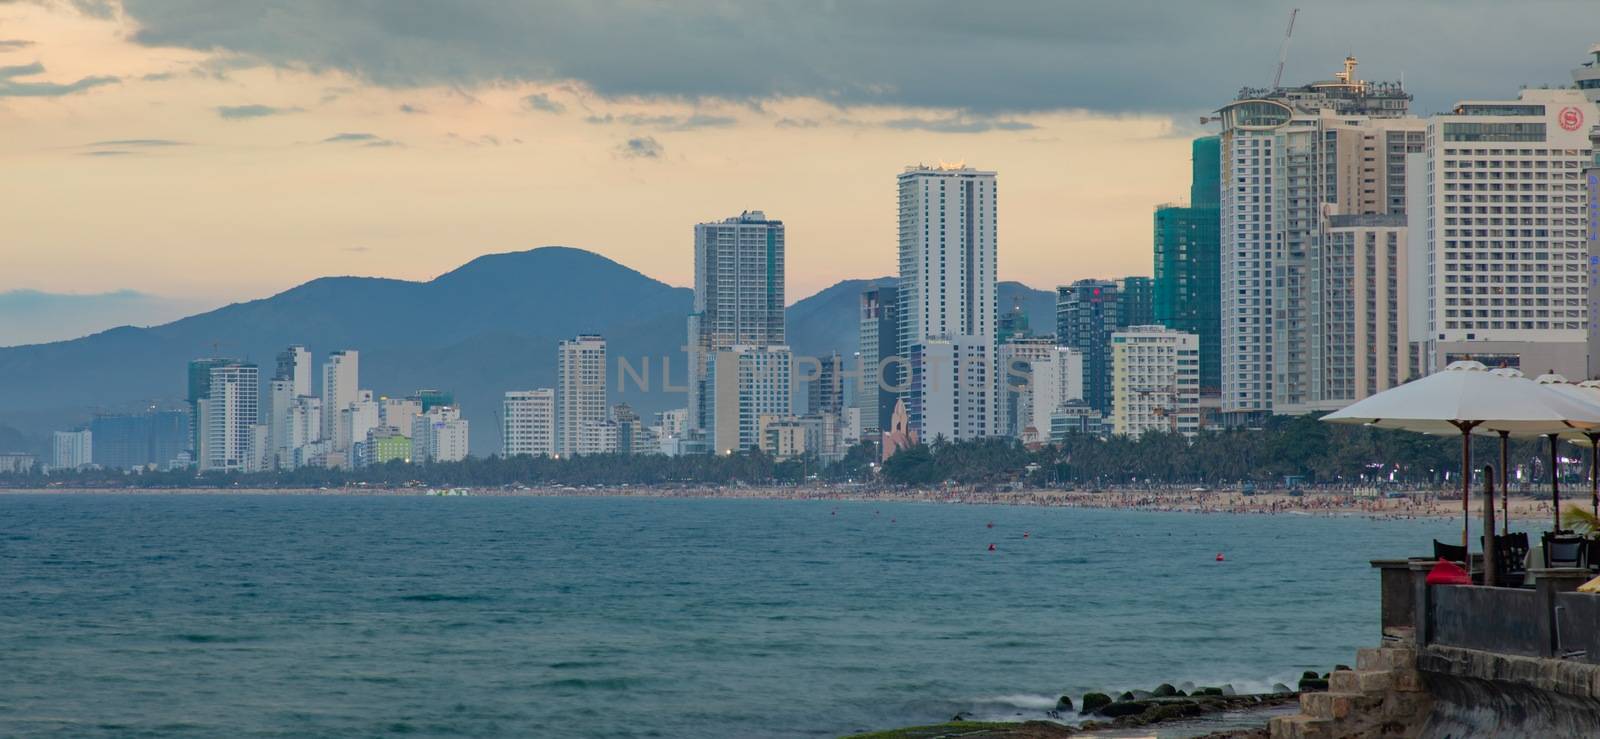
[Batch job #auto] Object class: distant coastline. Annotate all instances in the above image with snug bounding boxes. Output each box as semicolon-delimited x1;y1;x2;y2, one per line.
0;485;1561;522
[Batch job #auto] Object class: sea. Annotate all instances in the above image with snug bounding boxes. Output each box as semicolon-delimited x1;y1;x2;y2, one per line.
0;493;1469;738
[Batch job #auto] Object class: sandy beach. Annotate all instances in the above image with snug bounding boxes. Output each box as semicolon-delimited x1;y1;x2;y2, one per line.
1;484;1578;523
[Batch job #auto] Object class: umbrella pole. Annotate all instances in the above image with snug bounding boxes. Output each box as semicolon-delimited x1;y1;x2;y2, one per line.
1591;433;1599;521
1483;464;1497;588
1455;422;1479;553
1499;431;1510;537
1549;433;1562;534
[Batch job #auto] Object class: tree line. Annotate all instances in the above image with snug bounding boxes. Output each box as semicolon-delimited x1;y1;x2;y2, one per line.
1;414;1585;491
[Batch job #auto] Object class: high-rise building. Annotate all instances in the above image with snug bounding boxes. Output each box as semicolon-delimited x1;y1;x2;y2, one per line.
503;389;556;458
996;336;1059;438
320;350;358;450
808;351;845;416
411;405;469;464
1154;136;1223;395
1216;57;1415;421
576;420;620;456
709;345;793;453
1321;214;1410;401
1056;280;1119;416
689;211;786;432
557;335;607;457
1026;346;1086;440
1118;277;1156;329
1415;88;1599;377
186;357;233;456
362;427;411;467
1574;45;1600;378
380;397;421;436
52;429;92;470
897;164;997;435
197;361;259;472
275;345;311;397
90;410;187;470
341;391;380;461
855;284;900;435
1111;326;1201;438
917;336;994;442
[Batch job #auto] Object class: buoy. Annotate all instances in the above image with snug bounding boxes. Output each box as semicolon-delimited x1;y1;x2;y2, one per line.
1216;552;1225;562
988;543;996;551
1023;531;1030;538
986;521;994;529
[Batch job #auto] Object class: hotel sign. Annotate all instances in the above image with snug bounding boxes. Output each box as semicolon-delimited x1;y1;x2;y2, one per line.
1560;106;1585;132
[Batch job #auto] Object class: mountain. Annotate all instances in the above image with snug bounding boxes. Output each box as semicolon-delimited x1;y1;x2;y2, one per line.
0;248;1060;455
0;247;693;455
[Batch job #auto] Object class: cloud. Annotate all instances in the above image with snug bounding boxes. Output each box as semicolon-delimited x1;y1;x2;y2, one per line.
216;103;299;119
619;136;662;159
110;0;1599;114
398;103;425;114
522;92;564;113
81;150;132;157
881;114;1037;134
87;138;187;147
0;62;116;97
585;112;735;131
0;40;33;51
321;131;401;147
140;71;175;81
775;117;820;129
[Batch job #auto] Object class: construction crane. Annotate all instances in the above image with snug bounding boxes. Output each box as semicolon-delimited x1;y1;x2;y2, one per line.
1272;8;1299;89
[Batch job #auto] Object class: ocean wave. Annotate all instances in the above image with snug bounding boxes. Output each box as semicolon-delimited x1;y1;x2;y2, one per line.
973;693;1061;710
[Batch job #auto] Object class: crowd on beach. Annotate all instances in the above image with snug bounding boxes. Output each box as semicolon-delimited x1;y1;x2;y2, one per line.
7;483;1566;523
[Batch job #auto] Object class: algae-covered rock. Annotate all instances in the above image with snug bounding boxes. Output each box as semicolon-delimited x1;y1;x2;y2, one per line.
1080;692;1112;715
1152;683;1179;697
1055;695;1073;711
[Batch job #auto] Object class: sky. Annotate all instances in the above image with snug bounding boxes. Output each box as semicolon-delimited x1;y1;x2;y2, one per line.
1;0;1596;346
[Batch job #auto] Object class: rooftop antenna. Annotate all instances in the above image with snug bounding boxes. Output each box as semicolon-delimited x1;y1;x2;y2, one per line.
1272;7;1299;89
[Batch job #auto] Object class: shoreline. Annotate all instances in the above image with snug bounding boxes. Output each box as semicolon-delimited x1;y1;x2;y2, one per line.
0;484;1571;523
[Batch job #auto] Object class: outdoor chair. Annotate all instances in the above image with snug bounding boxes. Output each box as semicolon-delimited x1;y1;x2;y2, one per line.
1543;532;1586;569
1481;532;1529;585
1433;539;1468;565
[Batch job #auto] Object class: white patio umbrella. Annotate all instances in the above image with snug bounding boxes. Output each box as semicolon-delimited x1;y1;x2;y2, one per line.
1537;375;1600;527
1323;361;1600;560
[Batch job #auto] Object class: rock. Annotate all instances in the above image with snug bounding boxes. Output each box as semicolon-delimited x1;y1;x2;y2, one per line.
1118;691;1135;701
950;711;972;721
1334;664;1352;672
1153;683;1179;697
1080;692;1112;715
1220;684;1236;697
1298;677;1329;692
1301;670;1320;680
1272;682;1293;694
1130;689;1154;700
1099;700;1151;718
1195;686;1224;696
1055;695;1073;711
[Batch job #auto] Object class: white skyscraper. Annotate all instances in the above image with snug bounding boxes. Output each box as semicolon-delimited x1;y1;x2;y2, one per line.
557;335;607;457
341;390;380;459
503;389;556;458
1578;45;1600;377
52;429;92;470
688;211;786;433
321;350;358;450
709;345;793;453
1024;346;1085;439
897;164;997;436
1416;88;1599;376
918;336;994;442
198;362;259;472
269;344;312;468
1215;58;1416;422
412;405;470;464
